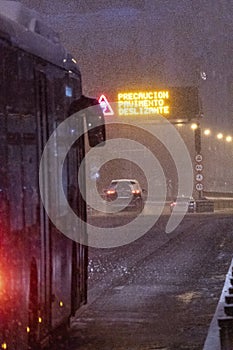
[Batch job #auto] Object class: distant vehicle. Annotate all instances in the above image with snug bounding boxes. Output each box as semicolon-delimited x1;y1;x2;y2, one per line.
170;196;196;213
105;179;144;211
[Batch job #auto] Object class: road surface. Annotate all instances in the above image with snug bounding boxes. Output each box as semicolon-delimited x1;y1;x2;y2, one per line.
50;211;233;349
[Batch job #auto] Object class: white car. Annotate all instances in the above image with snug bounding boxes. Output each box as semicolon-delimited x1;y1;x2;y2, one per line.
105;179;144;211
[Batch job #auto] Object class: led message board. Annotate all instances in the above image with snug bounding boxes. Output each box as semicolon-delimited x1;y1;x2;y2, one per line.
118;90;169;116
117;87;200;120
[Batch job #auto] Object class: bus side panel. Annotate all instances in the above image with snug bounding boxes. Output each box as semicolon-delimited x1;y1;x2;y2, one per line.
66;127;88;313
0;39;88;349
0;43;41;349
40;67;87;331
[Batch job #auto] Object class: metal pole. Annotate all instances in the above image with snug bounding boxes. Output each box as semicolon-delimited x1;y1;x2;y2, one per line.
194;123;203;199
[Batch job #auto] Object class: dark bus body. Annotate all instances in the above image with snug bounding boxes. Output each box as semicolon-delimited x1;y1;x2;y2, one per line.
0;1;104;349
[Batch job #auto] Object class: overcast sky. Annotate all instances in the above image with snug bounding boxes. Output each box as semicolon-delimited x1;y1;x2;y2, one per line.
17;0;233;127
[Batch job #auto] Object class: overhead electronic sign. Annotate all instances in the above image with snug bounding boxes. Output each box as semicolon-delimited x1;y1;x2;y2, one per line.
117;87;200;120
118;90;169;116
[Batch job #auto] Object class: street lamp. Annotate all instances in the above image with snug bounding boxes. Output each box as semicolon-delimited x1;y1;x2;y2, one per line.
191;123;198;130
204;129;211;136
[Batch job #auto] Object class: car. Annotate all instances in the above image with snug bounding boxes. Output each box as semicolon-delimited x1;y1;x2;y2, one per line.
170;196;196;213
104;179;144;211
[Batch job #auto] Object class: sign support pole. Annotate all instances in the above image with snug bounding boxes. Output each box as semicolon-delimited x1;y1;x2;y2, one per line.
194;122;203;199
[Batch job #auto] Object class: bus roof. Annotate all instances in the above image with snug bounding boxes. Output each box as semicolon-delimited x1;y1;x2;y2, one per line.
0;0;80;74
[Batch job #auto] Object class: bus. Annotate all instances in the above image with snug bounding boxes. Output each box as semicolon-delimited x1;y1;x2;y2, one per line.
0;1;105;349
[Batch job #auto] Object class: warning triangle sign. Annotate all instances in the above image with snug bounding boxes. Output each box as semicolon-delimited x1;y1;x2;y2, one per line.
98;95;114;116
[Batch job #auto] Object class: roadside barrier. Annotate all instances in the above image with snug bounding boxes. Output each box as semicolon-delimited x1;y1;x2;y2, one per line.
218;263;233;350
196;199;214;212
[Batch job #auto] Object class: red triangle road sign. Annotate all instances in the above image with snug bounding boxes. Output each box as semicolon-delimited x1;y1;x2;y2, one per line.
98;94;114;116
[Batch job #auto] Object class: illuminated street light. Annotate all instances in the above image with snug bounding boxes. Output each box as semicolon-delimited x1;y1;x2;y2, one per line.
191;123;198;130
204;129;211;136
226;135;232;142
176;119;183;127
217;133;223;140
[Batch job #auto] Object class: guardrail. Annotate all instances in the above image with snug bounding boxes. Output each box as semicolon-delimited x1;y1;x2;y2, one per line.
203;192;233;211
213;199;233;210
196;199;214;212
203;259;233;350
217;262;233;350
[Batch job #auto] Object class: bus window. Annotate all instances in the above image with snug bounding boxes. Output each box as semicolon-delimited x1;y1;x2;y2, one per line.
85;104;106;147
68;95;106;147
